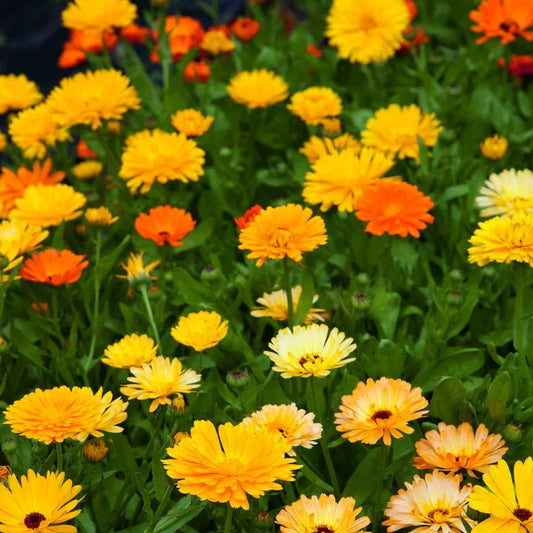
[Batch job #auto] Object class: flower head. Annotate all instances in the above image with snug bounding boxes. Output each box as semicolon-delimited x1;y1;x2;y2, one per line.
234;204;263;230
184;60;211;83
200;29;235;54
73;161;103;180
171;109;214;137
62;0;137;33
151;16;204;62
102;333;157;369
0;219;49;259
480;134;508;160
231;18;260;41
84;439;109;462
507;54;533;80
0;74;43;114
287;87;342;125
300;133;361;164
19;249;89;286
171;311;228;351
135;205;196;246
227;69;289;109
85;206;118;226
117;251;159;284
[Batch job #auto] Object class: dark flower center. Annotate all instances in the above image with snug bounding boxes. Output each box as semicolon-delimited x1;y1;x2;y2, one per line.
298;353;321;368
24;512;46;529
500;20;519;33
513;507;533;522
372;409;392;421
313;526;334;533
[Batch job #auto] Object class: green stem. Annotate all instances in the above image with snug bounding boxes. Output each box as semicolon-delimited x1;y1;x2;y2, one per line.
157;0;171;93
514;263;525;363
223;506;233;533
85;231;102;381
56;442;63;471
140;284;162;349
146;485;172;533
283;258;294;329
372;443;388;533
100;34;113;68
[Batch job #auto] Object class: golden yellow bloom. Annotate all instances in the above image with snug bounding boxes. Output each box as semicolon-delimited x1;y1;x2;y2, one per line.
173;431;190;445
119;129;205;194
173;394;187;413
73;161;103;180
0;133;7;152
335;377;428;445
0;74;43;114
0;219;49;258
47;69;140;130
227;69;289;109
200;29;236;54
171;310;228;351
0;470;82;532
171;109;214;137
117;251;160;284
469;457;533;533
9;184;86;227
106;120;122;133
84;206;118;226
321;117;342;134
0;465;11;486
120;356;201;412
468;212;533;267
163;420;300;509
414;422;508;477
102;333;157;369
84;439;109;462
4;386;128;444
475;169;533;217
480;134;508;160
326;0;410;64
62;0;137;33
303;147;396;212
276;494;371;533
300;133;361;164
362;103;442;160
287;87;342;125
383;471;475;532
266;324;356;378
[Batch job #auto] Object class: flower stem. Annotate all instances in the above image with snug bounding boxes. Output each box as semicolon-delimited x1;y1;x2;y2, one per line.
85;230;102;382
283;258;294;329
372;443;389;533
56;442;63;471
514;263;526;367
223;506;233;533
140;284;162;349
146;485;172;533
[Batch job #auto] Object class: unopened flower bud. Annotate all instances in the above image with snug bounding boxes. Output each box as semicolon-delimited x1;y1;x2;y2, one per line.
502;423;522;444
219;147;232;157
172;394;187;414
201;266;220;283
355;272;371;287
445;290;463;307
1;440;16;455
255;511;273;528
226;368;251;388
353;293;371;311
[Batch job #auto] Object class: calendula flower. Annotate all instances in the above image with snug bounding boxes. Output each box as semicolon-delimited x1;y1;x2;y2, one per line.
4;386;127;444
0;470;82;532
85;206;118;226
62;0;137;33
47;69;140;130
231;18;260;41
0;74;43;114
506;54;533;80
234;204;263;230
163;420;300;509
238;204;327;267
362;103;442;160
468;212;533;266
117;251;160;284
0;465;11;485
321;117;342;134
475;169;533;217
266;324;356;378
119;129;205;194
121;356;201;412
0;219;49;258
414;422;508;477
171;311;228;351
184;60;211;83
171;109;214;137
200;29;235;54
19;249;89;286
135;205;196;246
243;403;322;456
227;69;289;109
383;471;475;532
326;0;410;64
73;160;103;180
480;134;508;160
335;377;428;445
287;87;342;125
276;494;371;533
151;16;204;63
58;29;118;69
84;439;109;462
303;148;396;212
102;333;157;369
300;133;361;164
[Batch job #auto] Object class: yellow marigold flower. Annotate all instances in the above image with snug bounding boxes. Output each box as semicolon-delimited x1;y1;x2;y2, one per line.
383;471;475;532
119;129;205;194
84;438;109;462
0;74;43;114
469;457;533;532
321;117;342;134
0;219;49;259
238;204;327;267
171;310;228;352
475;168;533;217
117;251;160;284
0;132;8;152
243;403;322;456
4;386;128;444
276;494;371;533
266;323;356;378
171;109;214;138
62;0;137;33
335;377;428;446
9;183;86;227
73;160;103;180
414;422;508;477
303;147;396;212
172;394;187;413
361;103;442;160
468;212;533;267
300;133;361;163
47;69;140;130
200;29;236;54
227;69;289;109
8;103;70;160
120;356;201;412
102;333;157;369
480;134;508;160
84;206;118;226
287;87;342;125
0;470;82;532
163;420;301;509
251;285;326;324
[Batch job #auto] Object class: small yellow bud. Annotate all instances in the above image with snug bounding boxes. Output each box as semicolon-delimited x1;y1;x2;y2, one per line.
83;439;109;462
73;160;103;180
85;206;118;226
172;394;187;413
480;135;508;160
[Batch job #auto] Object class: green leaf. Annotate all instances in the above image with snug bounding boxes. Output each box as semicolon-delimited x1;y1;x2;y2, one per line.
172;268;212;306
369;285;401;339
152;456;167;502
342;448;381;504
486;371;512;422
430;377;471;424
97;235;131;283
294;274;315;326
154;496;207;533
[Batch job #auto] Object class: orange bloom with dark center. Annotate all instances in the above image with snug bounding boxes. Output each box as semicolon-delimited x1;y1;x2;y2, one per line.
507;54;533;80
135;205;196;246
231;18;260;41
58;29;118;68
355;180;434;238
184;60;211;83
20;249;89;286
234;205;263;230
151;16;204;62
470;0;533;44
76;139;98;159
121;23;149;43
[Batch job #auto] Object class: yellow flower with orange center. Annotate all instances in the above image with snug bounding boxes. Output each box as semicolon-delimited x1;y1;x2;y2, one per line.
300;133;361;163
171;109;214;137
171;310;228;351
287;87;342;125
480;134;508;160
102;333;157;369
0;74;43;114
227;69;289;109
62;0;137;33
200;29;235;54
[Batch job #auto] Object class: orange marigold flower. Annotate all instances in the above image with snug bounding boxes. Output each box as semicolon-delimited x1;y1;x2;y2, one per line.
234;204;263;230
184;60;211;83
231;18;260;41
135;205;196;246
507;54;533;80
20;249;89;286
355;180;435;238
306;43;323;58
404;0;418;20
120;23;149;43
238;204;327;267
151;16;205;62
76;139;98;159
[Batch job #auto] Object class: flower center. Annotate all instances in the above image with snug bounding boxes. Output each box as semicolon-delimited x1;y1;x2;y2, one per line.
428;509;450;523
270;228;292;248
298;352;322;369
359;14;378;31
313;526;334;533
500;20;519;33
371;409;392;421
513;507;533;522
24;512;46;529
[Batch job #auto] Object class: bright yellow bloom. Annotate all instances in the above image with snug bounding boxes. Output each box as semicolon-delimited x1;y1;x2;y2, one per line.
117;251;160;284
300;133;361;163
102;333;157;369
287;87;342;125
120;356;201;412
84;439;109;462
62;0;137;33
200;29;236;54
171;109;214;137
84;206;118;226
480;134;508;160
119;129;205;194
171;310;228;351
276;494;371;533
4;386;128;444
335;377;428;445
321;117;342;134
227;69;289;109
0;74;43;114
265;324;356;378
47;69;140;130
0;470;82;533
362;103;442;160
73;161;103;180
163;420;300;509
326;0;410;64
